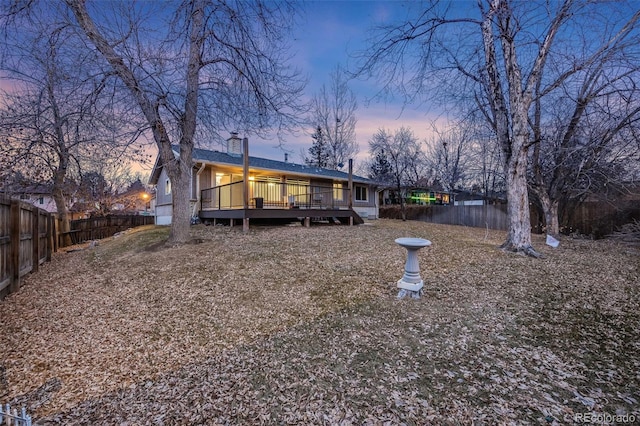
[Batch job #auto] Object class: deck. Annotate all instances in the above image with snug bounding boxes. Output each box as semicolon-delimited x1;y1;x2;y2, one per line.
199;181;365;225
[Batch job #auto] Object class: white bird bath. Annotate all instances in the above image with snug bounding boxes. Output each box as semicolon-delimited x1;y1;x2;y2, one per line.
395;237;431;299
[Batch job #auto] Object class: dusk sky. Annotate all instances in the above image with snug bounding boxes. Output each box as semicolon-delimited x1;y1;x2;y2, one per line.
244;0;448;167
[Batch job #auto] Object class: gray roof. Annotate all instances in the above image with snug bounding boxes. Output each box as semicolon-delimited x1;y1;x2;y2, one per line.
186;146;373;184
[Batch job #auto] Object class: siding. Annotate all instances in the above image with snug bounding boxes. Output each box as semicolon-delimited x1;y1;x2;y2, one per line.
155;169;172;206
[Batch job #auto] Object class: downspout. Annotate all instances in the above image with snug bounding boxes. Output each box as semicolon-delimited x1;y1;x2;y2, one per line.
242;137;250;232
375;187;383;219
348;159;353;225
192;162;206;218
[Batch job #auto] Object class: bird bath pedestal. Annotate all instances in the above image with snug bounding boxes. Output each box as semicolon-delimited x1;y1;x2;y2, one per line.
395;237;431;299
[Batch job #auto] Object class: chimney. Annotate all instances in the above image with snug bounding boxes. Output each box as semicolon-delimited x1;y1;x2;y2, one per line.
284;153;289;163
227;132;242;156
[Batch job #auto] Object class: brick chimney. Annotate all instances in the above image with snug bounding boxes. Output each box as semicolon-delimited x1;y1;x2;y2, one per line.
227;132;242;156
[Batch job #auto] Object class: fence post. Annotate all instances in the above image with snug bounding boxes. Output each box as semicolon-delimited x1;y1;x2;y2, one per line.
32;208;39;273
52;215;58;252
10;200;20;294
46;214;54;260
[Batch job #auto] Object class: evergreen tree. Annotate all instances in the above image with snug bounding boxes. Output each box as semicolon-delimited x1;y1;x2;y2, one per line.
305;126;330;168
369;149;393;184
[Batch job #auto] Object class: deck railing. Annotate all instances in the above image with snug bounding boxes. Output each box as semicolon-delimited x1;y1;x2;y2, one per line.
0;403;32;425
201;181;351;210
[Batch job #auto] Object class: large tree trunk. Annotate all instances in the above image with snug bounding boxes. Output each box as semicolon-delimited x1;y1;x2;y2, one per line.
480;0;571;257
166;1;203;244
168;167;192;244
500;142;540;257
51;143;71;246
67;0;203;245
539;193;560;237
164;143;195;245
51;181;71;247
397;182;407;221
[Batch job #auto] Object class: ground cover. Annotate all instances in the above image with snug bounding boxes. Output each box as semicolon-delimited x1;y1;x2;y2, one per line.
0;219;638;424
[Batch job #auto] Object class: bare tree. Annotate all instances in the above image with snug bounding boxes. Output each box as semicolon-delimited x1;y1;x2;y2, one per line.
469;129;505;200
369;127;424;220
357;1;640;256
309;65;358;170
74;165;145;216
424;122;474;192
530;56;640;236
0;4;146;242
445;114;507;199
66;0;305;244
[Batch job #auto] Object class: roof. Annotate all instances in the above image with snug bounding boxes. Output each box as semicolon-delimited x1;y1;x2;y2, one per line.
150;145;373;185
0;182;53;195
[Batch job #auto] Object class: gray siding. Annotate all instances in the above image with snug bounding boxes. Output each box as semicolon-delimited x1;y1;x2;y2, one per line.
353;184;376;207
199;168;212;196
156;169;172;206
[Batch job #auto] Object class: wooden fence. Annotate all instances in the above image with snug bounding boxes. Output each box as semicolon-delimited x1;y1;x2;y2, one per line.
63;215;154;245
380;201;640;236
1;198;155;300
565;201;640;238
381;204;510;230
0;199;53;300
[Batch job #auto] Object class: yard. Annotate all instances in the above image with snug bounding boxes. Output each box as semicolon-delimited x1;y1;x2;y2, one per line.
1;219;638;425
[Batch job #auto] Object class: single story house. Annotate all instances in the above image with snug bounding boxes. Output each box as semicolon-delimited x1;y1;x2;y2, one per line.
149;134;378;227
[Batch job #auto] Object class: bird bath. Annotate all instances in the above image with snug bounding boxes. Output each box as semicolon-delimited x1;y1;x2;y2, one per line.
395;237;431;299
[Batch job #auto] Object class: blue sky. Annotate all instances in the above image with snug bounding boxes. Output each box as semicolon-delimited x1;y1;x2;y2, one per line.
249;0;446;166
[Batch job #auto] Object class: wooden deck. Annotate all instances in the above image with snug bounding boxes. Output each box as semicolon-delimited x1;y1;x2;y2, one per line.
199;207;364;224
199;180;368;225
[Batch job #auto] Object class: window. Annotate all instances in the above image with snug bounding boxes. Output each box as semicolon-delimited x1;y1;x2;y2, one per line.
333;183;344;201
355;185;368;202
38;197;44;204
251;176;281;204
165;178;171;195
285;179;310;198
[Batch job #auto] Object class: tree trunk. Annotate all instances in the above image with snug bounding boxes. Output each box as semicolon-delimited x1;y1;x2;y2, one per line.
51;152;71;246
168;0;202;243
539;194;560;237
397;184;406;221
67;0;202;245
500;148;540;257
168;166;192;244
52;184;71;247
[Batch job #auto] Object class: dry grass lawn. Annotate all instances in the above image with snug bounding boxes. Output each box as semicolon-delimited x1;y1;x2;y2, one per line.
0;219;638;425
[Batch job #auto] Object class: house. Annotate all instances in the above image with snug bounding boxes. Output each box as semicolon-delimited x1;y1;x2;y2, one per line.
0;182;59;214
148;134;378;227
407;188;453;206
377;187;453;206
110;179;153;215
453;189;506;206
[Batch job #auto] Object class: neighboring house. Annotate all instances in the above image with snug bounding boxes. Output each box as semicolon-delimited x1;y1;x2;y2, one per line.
149;134;378;226
112;179;153;215
0;183;58;213
378;187;453;206
407;188;453;206
453;190;507;206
